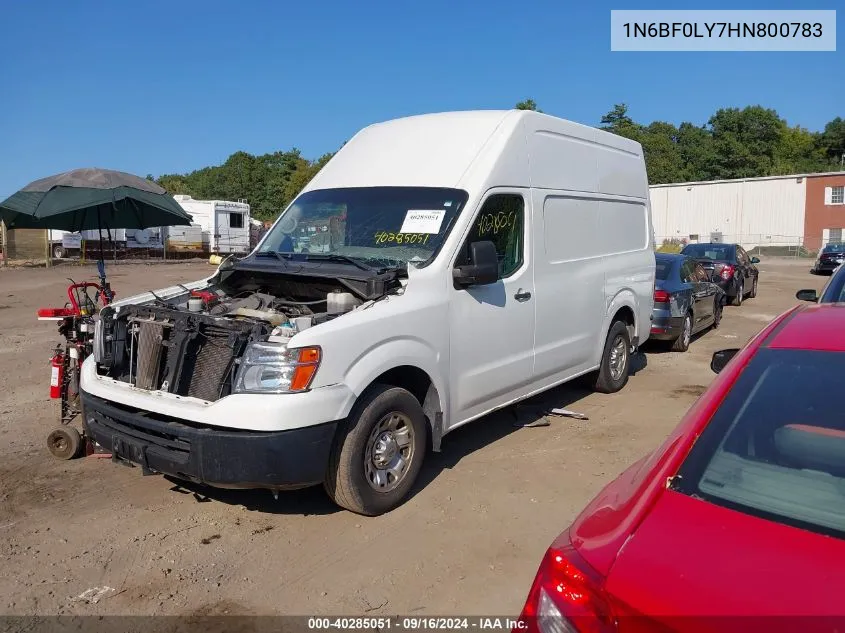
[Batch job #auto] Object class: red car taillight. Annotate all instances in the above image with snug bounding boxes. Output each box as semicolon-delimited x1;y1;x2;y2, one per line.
515;542;616;633
653;289;670;304
716;264;735;281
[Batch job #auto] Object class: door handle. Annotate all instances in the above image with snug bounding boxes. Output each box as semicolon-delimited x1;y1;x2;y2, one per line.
514;289;532;302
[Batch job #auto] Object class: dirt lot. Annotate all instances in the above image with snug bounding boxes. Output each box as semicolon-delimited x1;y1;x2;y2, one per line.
0;258;825;617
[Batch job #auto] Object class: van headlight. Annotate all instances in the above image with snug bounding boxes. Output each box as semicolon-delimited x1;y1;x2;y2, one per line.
233;343;321;393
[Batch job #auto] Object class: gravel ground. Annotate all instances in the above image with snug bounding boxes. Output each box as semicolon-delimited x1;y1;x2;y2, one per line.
0;257;824;617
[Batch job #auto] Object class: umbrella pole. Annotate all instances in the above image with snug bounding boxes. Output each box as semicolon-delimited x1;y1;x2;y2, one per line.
97;212;106;299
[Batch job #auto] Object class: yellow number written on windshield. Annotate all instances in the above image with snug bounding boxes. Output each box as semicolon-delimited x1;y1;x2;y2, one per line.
374;232;431;245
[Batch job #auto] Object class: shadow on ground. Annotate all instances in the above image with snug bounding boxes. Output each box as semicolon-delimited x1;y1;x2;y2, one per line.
159;370;623;516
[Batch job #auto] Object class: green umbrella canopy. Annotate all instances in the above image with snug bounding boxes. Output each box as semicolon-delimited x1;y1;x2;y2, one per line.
0;168;193;231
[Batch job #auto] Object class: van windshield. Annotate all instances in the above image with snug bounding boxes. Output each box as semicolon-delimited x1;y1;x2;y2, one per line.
258;187;469;268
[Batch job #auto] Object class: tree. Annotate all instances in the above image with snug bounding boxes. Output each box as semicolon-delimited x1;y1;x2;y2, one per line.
600;104;638;137
773;125;827;175
515;99;542;112
282;152;334;206
821;117;845;166
147;105;841;211
639;122;685;184
676;122;716;181
707;106;786;179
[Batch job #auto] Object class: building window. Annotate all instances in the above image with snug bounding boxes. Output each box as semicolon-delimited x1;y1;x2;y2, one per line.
229;213;244;228
830;228;842;243
833;186;845;205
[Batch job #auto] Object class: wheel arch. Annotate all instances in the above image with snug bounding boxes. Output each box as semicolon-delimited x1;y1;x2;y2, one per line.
340;340;447;451
599;290;640;358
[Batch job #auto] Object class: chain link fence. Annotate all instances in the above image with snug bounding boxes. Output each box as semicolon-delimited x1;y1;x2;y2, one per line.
655;234;814;258
0;224;264;267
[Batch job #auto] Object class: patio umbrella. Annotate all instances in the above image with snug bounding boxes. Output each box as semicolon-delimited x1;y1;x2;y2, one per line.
0;168;194;298
0;167;192;232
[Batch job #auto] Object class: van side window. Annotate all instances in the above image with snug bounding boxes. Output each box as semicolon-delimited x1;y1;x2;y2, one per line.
459;194;525;279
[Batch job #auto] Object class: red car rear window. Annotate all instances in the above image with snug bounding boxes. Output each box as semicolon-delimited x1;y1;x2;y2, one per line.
672;348;845;539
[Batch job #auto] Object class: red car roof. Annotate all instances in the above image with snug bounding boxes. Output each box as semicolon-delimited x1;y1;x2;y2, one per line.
766;303;845;352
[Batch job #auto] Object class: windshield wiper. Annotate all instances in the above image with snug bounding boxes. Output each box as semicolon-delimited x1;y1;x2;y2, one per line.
254;251;290;265
303;253;375;272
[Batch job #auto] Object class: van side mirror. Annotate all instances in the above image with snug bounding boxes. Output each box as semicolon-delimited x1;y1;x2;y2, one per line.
750;256;760;264
453;240;499;288
711;349;740;374
795;289;818;302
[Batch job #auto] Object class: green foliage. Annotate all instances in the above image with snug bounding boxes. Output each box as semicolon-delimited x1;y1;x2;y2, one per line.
152;102;843;220
656;238;685;253
599;103;842;184
155;148;330;220
515;99;542;112
821;117;845;165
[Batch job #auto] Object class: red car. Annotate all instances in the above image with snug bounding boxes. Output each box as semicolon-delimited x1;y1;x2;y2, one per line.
516;302;845;633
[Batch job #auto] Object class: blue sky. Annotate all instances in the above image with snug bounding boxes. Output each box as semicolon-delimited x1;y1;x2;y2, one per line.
0;0;841;197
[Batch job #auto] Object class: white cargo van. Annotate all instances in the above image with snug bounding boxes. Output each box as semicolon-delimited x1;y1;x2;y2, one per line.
80;110;655;515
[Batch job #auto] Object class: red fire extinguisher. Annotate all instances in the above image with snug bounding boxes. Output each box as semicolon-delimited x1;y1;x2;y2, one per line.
50;349;64;399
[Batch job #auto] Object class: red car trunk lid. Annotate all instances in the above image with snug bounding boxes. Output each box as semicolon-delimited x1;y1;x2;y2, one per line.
604;489;845;630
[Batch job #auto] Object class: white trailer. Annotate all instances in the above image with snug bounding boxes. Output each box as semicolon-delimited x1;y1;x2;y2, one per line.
49;228;163;258
172;195;251;254
49;228;128;258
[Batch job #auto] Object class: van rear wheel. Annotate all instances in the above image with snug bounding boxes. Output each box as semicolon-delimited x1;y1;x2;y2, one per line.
324;384;427;516
591;321;631;394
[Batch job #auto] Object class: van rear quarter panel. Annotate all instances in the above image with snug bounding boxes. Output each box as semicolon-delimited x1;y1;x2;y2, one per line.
527;123;653;371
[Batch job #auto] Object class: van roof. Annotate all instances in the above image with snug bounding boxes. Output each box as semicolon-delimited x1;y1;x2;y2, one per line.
304;110;645;197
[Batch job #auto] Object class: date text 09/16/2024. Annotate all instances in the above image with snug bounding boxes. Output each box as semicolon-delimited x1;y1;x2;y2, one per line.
307;617;526;630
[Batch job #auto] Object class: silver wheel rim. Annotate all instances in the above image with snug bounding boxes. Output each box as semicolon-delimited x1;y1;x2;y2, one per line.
608;335;628;381
683;316;692;346
364;412;415;492
737;283;743;303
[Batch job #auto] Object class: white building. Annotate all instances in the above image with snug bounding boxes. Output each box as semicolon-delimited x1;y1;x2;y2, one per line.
649;174;808;249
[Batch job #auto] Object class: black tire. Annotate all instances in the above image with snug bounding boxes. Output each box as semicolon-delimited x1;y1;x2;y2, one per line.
731;280;744;306
672;313;692;352
712;298;723;330
52;245;65;259
47;426;81;460
324;384;427;516
592;321;631;394
749;276;758;299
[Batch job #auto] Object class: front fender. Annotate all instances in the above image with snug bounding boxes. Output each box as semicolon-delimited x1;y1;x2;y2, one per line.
337;336;448;421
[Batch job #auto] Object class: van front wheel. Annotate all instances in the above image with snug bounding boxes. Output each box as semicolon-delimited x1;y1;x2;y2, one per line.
591;321;631;394
324;384;427;516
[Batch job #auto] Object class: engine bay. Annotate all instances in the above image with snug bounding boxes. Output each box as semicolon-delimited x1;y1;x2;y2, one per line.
94;266;404;402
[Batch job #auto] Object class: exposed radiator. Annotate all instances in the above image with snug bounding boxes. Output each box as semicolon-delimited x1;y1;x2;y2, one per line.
119;309;258;402
185;325;238;402
135;322;165;390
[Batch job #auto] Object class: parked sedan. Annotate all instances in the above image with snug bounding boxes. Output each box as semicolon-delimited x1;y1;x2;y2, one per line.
680;242;759;306
810;242;845;275
515;302;845;633
797;261;845;303
650;253;724;352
